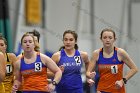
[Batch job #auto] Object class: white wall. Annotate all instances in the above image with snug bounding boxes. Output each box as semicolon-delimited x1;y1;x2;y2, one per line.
94;0;128;48
125;3;140;93
45;0;79;51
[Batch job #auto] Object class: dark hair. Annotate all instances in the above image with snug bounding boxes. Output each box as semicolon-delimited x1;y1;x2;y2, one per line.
59;30;78;50
28;29;40;42
0;33;7;45
100;28;116;39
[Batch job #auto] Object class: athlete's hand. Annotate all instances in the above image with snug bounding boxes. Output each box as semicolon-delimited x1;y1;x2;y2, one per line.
47;83;56;92
86;71;96;79
59;65;64;73
97;91;101;93
87;78;95;86
115;79;124;89
11;85;18;93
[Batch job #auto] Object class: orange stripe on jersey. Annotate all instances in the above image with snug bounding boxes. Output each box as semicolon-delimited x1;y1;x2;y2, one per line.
21;67;48;92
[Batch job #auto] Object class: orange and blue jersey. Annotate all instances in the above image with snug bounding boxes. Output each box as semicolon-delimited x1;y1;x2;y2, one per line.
56;49;83;93
20;53;49;93
96;47;125;93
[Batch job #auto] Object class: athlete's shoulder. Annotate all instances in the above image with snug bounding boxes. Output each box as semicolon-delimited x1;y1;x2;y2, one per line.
39;52;52;61
116;47;130;59
51;51;61;64
0;52;4;56
92;48;101;55
116;47;125;52
17;53;24;60
52;51;61;57
79;51;89;58
0;52;5;60
79;51;88;56
39;52;52;63
0;52;5;62
116;47;126;55
6;53;17;64
7;53;16;58
91;49;101;61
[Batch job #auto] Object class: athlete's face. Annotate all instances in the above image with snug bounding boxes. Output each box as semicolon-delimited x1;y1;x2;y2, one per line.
34;36;38;42
0;39;7;53
101;31;116;47
63;33;76;50
21;35;35;52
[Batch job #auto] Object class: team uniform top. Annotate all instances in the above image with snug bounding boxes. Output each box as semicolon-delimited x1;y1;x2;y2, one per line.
97;47;125;93
20;53;48;92
0;53;14;93
3;53;14;93
0;83;5;93
57;49;83;89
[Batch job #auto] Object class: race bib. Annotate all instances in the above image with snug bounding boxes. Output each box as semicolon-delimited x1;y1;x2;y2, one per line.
111;65;118;74
6;64;12;74
74;56;81;65
35;62;42;72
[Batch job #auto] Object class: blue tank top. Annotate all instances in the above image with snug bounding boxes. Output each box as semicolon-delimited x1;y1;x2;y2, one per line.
20;53;46;72
57;49;83;89
98;47;123;65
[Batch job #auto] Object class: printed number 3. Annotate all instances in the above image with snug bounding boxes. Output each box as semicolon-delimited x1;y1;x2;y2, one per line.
111;65;118;74
35;62;42;72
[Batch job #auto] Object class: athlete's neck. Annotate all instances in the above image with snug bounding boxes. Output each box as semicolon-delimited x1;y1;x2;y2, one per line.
64;49;75;57
103;46;114;55
24;51;36;59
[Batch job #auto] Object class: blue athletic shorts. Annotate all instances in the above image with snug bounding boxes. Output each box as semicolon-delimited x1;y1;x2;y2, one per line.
22;91;49;93
56;88;83;93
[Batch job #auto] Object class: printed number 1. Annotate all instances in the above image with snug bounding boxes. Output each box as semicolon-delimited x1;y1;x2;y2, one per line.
111;65;118;74
6;64;12;74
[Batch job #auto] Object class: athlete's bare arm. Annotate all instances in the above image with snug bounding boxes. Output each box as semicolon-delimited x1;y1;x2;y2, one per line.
41;53;62;84
0;52;6;83
86;49;99;78
80;51;90;70
47;52;61;78
118;48;138;80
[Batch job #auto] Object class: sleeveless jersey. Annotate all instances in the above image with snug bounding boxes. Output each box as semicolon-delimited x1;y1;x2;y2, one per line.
0;83;5;93
57;49;83;89
97;47;125;93
20;53;48;92
3;53;14;93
